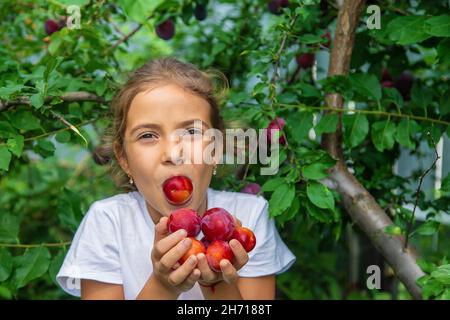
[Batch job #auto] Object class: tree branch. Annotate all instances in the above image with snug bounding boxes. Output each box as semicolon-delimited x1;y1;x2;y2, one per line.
110;15;153;50
404;132;440;249
0;91;105;112
321;0;425;299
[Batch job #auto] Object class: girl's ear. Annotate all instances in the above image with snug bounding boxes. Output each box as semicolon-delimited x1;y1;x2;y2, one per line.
113;140;130;174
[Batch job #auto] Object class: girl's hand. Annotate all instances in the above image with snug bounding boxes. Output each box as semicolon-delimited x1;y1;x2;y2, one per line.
150;217;201;294
197;217;249;286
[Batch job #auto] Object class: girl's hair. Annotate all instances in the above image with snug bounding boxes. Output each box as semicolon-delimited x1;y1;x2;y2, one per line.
94;57;229;192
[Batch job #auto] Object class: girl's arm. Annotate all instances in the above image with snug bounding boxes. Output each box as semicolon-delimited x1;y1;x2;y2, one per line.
81;279;125;299
199;274;275;300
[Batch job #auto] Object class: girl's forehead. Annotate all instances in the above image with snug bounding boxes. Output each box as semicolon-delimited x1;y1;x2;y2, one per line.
126;84;212;129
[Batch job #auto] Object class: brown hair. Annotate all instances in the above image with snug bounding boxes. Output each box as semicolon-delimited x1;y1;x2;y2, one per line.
93;57;228;192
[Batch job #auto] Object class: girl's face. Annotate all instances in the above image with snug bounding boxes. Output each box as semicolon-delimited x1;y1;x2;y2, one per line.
116;83;218;223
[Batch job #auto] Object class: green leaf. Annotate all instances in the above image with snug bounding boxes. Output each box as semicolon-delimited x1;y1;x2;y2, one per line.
384;225;402;236
305;199;333;223
371;120;397;152
268;184;296;217
0;145;12;171
425;15;450;37
6;135;24;157
395;118;419;149
437;39;450;65
383;87;404;108
302;163;330;180
438;289;450;300
10;109;41;131
48;249;66;286
13;247;51;289
422;279;444;299
315;113;338;136
58;188;84;232
441;173;450;193
0;213;20;243
34;140;55;158
117;0;165;24
298;34;323;44
30;93;44;109
343;113;369;148
278;197;300;226
48;35;62;56
44;56;63;83
289;112;313;141
261;177;285;192
387;16;430;45
439;89;450;116
0;286;12;300
0;121;18;138
431;265;450;285
296;83;321;98
0;248;13;282
349;73;382;101
306;181;335;210
411;83;433;110
0;84;24;100
415;220;440;236
417;259;437;274
212;42;226;56
55;131;71;143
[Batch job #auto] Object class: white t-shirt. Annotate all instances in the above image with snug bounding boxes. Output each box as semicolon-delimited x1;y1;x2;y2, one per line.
56;187;296;299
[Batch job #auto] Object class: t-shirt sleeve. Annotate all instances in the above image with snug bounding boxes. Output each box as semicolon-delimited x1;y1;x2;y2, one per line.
56;201;122;297
238;199;296;277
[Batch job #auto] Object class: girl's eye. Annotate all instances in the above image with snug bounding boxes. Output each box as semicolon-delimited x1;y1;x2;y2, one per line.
187;128;202;135
139;132;157;140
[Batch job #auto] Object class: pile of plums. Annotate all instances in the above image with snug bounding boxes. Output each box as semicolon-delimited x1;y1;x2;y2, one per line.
162;175;256;272
167;207;256;272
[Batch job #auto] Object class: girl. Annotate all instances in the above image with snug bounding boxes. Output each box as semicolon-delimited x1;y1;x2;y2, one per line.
56;57;295;300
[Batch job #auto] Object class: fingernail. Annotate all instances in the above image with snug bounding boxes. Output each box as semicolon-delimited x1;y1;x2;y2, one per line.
177;229;187;236
190;256;196;264
183;238;192;247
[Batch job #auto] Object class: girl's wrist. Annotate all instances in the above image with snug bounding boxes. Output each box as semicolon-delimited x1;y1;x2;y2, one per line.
198;279;223;287
149;273;179;299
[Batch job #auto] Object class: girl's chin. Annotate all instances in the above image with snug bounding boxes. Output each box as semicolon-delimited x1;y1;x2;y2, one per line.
164;194;194;211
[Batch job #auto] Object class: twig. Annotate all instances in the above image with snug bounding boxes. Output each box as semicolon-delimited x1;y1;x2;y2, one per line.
239;14;299;180
277;103;450;127
0;241;71;248
110;15;153;50
0;91;105;112
404;132;440;250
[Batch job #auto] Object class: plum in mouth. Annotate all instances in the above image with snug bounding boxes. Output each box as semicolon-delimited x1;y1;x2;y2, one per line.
162;175;193;205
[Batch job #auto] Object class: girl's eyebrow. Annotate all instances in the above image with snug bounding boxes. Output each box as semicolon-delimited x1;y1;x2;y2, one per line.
130;119;210;135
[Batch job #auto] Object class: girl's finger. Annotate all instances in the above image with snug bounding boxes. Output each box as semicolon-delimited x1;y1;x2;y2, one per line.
157;237;192;273
167;255;198;286
229;239;249;270
153;217;169;244
152;229;187;260
179;268;201;291
220;259;239;284
196;253;217;282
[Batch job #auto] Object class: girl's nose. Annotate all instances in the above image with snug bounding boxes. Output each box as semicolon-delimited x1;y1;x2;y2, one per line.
161;136;184;165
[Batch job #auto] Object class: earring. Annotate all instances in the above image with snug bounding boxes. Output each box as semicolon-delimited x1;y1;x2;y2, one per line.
128;175;134;185
212;165;217;176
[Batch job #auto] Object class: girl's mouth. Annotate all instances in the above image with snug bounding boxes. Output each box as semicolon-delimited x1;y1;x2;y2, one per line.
162;175;194;206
